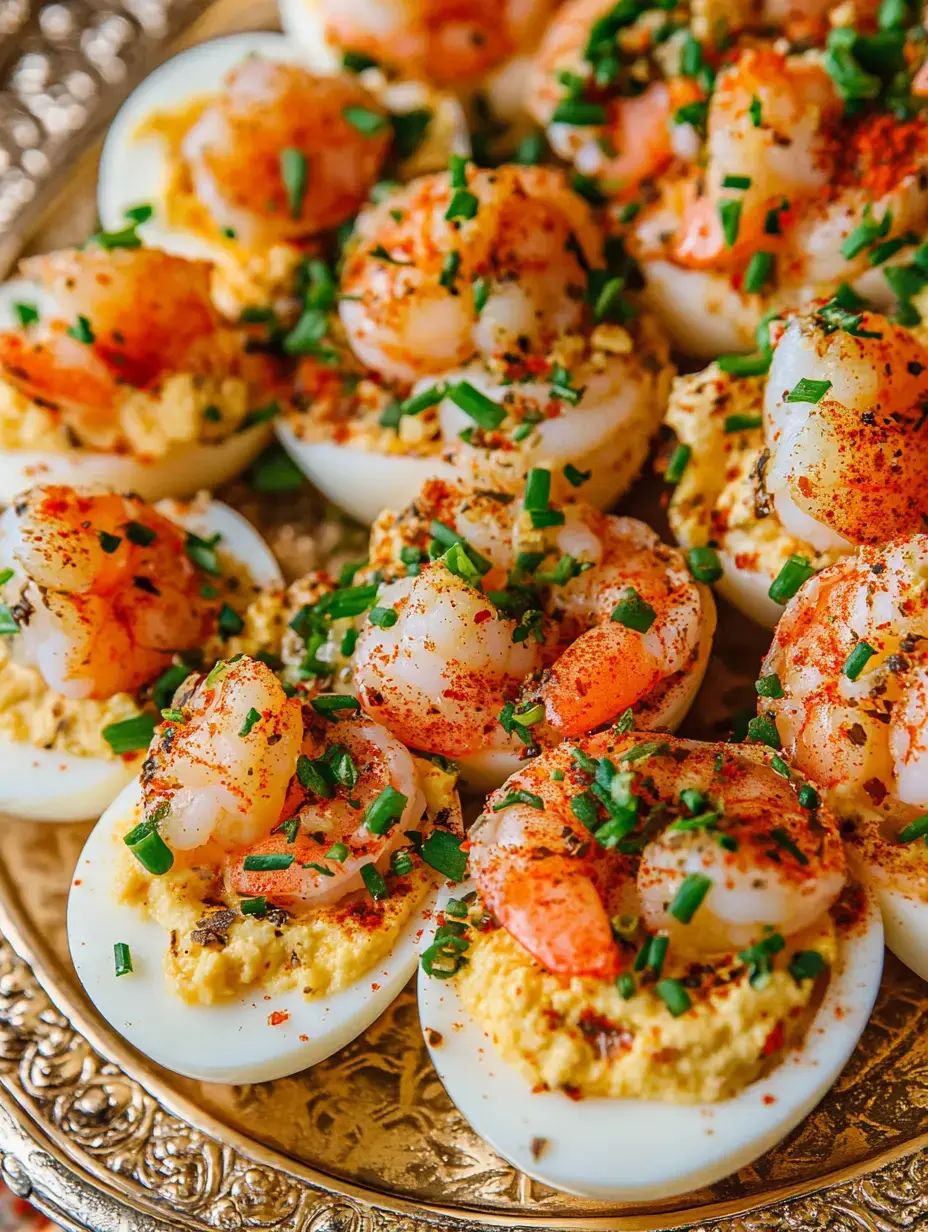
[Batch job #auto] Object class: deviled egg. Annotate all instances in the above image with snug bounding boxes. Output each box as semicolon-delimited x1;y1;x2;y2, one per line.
0;485;283;822
663;294;928;627
0;247;279;503
68;657;465;1082
419;734;884;1199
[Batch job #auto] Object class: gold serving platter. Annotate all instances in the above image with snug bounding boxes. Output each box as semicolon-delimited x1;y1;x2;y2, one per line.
0;2;927;1228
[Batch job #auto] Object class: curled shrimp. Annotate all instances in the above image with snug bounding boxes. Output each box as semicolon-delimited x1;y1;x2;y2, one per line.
469;733;846;978
0;485;220;700
763;307;928;552
761;536;928;829
142;656;303;852
0;247;273;430
338;164;603;383
345;478;713;779
228;712;427;909
313;0;556;87
527;0;705;195
182;60;391;246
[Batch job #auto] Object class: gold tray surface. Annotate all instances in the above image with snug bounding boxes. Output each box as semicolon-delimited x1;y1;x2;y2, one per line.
0;2;927;1226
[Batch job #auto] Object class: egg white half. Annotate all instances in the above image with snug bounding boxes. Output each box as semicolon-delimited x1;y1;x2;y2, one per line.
69;778;438;1082
97;32;308;266
418;880;884;1201
276;422;457;525
0;499;281;824
0;278;273;503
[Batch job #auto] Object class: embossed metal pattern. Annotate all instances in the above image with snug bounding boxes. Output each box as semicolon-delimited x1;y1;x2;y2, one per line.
0;3;925;1228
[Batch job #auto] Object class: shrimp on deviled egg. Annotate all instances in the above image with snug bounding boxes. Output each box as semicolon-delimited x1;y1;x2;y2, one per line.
419;733;882;1199
0;485;283;821
664;292;928;626
278;161;673;522
68;654;465;1083
760;535;928;982
282;476;715;789
97;33;471;317
606;20;928;355
0;247;281;501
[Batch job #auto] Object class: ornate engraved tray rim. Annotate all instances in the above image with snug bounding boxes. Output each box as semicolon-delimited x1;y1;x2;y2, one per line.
0;3;926;1227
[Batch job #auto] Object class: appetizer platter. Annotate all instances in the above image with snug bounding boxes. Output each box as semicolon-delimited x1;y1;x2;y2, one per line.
0;0;927;1229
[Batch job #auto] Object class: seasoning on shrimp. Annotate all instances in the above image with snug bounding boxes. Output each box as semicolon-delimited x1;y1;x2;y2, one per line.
443;732;844;1101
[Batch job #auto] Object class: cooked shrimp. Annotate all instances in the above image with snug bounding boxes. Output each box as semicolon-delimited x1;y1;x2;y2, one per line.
314;0;555;87
142;656;303;851
338;164;603;383
469;733;846;978
761;536;928;828
0;247;272;426
527;0;705;195
0;485;219;700
627;43;928;355
764;308;928;552
182;60;391;247
229;713;426;908
429;317;673;509
347;478;713;779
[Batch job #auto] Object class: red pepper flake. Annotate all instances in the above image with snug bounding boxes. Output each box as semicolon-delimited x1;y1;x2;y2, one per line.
268;1009;290;1026
474;609;492;624
761;1022;785;1057
299;1034;309;1042
762;1093;776;1106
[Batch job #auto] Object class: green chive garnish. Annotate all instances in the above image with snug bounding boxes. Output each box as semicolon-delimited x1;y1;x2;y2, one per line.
747;714;781;749
98;530;121;554
280;148;308;219
524;467;552;512
798;784;819;810
655;978;692;1017
13;301;38;327
123;820;174;875
360;862;389;900
242;853;294;871
611;587;656;632
719;199;742;249
552;99;607;125
563;463;591;487
113;942;132;976
103;713;157;755
492;789;544;812
717;352;771;376
239;707;262;737
364;785;408;835
769;555;816;604
617;972;635;999
899;814;928;842
744;251;774;294
668;873;712;924
755;673;784;699
369;605;398;628
724;412;763;433
448;381;506;430
843;640;876;681
786;378;832;404
66;315;95;344
664;442;691;484
686;546;723;583
311;694;362;716
420;829;468;881
788;951;828;982
343;104;388;135
241;896;267;916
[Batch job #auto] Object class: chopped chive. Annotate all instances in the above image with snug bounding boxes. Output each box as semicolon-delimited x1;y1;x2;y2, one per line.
621;740;670;763
843;640;876;681
899;814;928;842
749;95;762;126
769;555;816;604
769;827;808;865
524;467;552;512
668;873;712;924
655;978;692;1017
719;200;742;249
360;862;390;900
448;381;506;430
786;378;832;404
98;530;121;554
617;972;635;999
592;276;625;322
840;205;892;260
788;950;828;982
241;896;268;916
634;933;668;974
0;568;12;587
530;509;566;529
611;587;656;632
747;714;781;749
724;412;763;432
326;841;350;862
123;822;173;875
439;250;461;290
390;107;433;158
160;708;184;723
722;174;751;190
674;100;708;128
280;148;308;219
686;545;723;583
124;521;156;548
243;853;294;871
364;785;408;835
798;784;820;810
238;707;262;737
369;605;398;628
340;627;359;657
564;463;591;487
472;276;491;315
717;352;771;376
667;809;721;833
755;673;784;699
185;531;221;575
665;442;691;484
420;829;468;881
744;251;774;294
249;445;305;493
13;301;38;327
217;604;244;637
311;694;361;716
113;942;132;976
492;789;544;811
66;315;95;344
680;788;706;813
401;385;445;416
391;849;415;875
446;189;479;222
551;99;607;125
103;713;157;755
342;104;388;135
739;933;785;987
297;755;335;798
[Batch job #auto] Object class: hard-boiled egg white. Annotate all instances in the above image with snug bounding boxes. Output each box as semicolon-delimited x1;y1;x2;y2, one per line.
276;421;457;525
419;879;884;1201
97;33;307;267
0;278;273;503
0;498;281;824
68;777;439;1082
